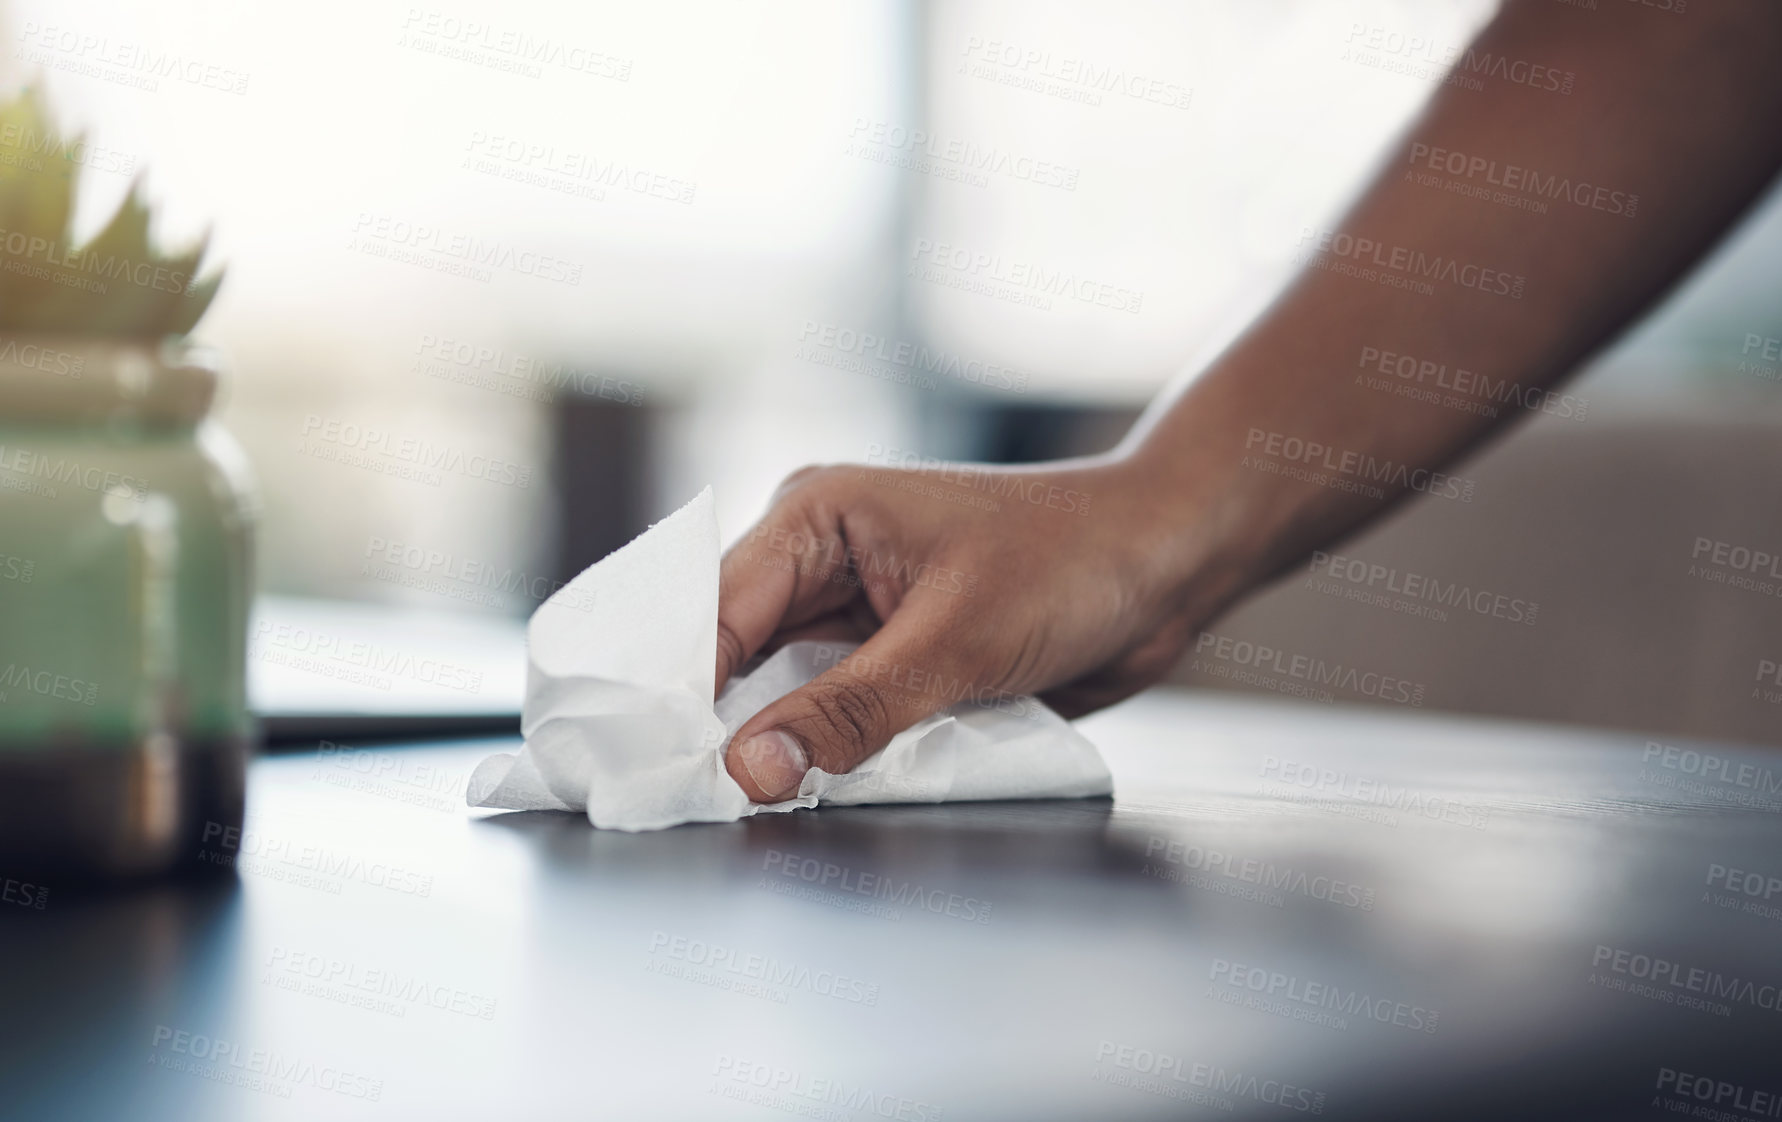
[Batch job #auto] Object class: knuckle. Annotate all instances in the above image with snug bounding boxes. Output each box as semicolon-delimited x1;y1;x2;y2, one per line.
774;463;831;498
714;619;747;680
798;678;892;769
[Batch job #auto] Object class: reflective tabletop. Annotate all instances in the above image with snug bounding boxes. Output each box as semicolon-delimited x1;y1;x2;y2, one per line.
5;689;1780;1121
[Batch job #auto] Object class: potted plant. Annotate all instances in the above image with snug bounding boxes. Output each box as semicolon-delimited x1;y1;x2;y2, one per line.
0;85;255;879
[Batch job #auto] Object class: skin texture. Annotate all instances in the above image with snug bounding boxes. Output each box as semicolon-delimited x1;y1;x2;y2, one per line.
720;0;1782;802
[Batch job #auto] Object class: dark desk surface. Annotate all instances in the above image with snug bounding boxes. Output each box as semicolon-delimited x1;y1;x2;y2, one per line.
5;690;1781;1121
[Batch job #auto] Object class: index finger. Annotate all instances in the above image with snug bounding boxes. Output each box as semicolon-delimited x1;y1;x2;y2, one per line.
715;527;799;695
715;512;858;695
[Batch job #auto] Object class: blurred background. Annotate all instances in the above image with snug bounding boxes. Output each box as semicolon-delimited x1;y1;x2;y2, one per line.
7;0;1778;745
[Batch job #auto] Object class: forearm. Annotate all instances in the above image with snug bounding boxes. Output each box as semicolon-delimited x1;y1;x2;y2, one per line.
1126;0;1782;606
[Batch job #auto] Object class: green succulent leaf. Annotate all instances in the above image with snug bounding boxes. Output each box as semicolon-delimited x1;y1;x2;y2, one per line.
0;85;224;339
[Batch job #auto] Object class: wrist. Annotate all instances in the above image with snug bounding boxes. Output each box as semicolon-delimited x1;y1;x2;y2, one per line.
1098;438;1273;630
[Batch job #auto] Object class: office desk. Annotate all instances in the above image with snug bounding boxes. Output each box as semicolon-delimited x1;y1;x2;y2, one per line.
5;690;1780;1121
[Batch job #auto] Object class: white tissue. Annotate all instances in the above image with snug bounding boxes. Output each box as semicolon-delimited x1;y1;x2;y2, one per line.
466;488;1111;831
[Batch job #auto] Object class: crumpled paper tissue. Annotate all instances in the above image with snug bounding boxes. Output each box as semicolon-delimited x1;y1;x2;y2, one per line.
466;488;1111;831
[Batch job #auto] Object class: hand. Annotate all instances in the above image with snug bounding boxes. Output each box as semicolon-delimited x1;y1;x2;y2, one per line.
716;453;1242;802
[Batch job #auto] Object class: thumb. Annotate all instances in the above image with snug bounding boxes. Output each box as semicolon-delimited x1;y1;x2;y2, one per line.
724;602;973;803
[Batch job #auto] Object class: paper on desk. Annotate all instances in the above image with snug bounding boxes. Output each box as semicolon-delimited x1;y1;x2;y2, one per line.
465;488;1111;831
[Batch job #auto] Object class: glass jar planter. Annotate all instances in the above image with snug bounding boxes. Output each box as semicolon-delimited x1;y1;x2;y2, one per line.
0;338;256;878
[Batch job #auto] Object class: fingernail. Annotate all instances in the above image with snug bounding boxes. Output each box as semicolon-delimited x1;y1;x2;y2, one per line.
734;730;809;800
